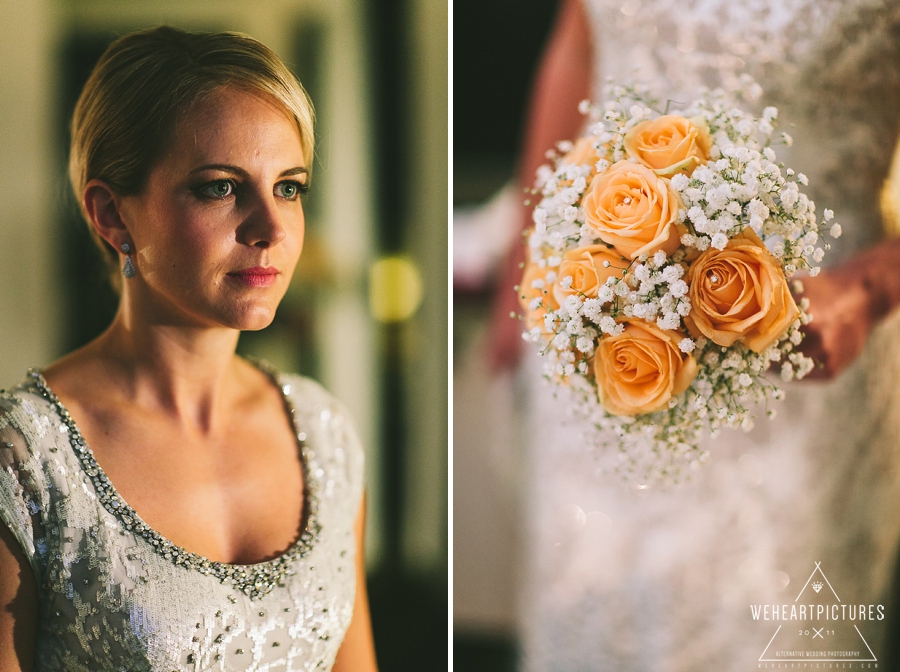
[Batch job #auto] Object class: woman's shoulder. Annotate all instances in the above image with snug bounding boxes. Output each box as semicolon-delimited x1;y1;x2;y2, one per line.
0;372;70;572
253;363;365;462
259;368;366;515
252;363;358;429
0;372;62;450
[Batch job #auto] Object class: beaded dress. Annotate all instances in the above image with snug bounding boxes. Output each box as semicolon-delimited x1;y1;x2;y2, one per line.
0;367;364;671
519;0;900;669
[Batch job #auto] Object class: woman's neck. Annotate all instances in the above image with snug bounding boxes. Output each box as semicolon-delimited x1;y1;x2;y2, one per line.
46;305;246;436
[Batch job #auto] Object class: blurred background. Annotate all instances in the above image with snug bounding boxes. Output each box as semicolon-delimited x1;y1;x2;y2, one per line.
0;0;446;669
453;0;559;670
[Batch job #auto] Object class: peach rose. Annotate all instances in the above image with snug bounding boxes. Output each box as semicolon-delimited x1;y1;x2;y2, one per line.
518;262;559;330
582;160;685;259
561;135;607;176
686;228;799;352
553;244;627;305
623;115;712;176
593;319;698;416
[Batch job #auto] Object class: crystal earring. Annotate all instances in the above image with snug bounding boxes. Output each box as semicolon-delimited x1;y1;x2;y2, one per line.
121;243;136;279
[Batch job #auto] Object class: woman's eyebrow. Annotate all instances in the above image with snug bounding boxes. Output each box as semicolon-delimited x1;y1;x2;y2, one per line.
279;167;308;178
189;164;308;178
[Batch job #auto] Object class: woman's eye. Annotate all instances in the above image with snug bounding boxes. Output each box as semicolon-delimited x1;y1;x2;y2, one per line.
275;180;308;200
197;180;235;199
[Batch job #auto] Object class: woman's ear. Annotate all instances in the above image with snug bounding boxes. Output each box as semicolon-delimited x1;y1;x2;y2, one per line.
83;179;131;250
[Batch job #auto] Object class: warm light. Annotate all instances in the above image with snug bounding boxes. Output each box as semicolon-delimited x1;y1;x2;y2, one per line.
369;256;423;323
881;134;900;237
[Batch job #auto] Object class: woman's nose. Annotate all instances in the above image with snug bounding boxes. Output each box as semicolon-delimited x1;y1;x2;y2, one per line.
238;195;288;248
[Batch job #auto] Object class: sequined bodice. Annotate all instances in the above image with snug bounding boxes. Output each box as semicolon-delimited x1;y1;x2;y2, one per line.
0;370;364;671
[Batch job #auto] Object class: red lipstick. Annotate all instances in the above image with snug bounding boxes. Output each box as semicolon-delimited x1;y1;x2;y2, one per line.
227;266;279;287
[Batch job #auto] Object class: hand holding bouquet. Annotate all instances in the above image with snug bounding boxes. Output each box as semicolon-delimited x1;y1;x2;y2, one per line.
518;84;841;480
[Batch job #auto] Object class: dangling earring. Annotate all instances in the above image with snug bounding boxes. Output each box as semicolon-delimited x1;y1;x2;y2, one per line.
121;243;136;279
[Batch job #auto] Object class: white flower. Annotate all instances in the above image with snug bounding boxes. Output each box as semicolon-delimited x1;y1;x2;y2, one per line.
661;265;683;283
599;316;618;334
737;119;754;136
797;173;809;186
563;206;578;222
670;173;689;190
780;362;794;382
738;373;753;387
812;248;825;263
711;233;728;250
679;338;695;353
762;106;778;121
781;182;799;208
563;295;583;313
830;223;842;238
597;285;615;303
576;337;594;353
669;279;689;298
823;208;834;221
578;99;591;114
782;132;793;147
656;312;680;330
653;250;668;267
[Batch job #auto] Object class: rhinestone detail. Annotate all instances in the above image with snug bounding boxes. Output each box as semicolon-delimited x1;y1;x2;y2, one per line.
27;361;322;600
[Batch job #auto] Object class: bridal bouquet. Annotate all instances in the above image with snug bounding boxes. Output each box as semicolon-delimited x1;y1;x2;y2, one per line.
518;83;841;480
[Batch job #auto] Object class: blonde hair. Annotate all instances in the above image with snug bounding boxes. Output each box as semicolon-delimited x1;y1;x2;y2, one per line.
69;26;315;282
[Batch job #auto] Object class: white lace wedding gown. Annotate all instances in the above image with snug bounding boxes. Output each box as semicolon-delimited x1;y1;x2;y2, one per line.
519;1;900;669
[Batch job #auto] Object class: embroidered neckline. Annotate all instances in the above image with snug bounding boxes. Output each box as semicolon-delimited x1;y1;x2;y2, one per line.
27;361;321;600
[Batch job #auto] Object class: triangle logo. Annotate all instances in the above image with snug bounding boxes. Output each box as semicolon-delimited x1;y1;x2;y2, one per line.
754;562;880;663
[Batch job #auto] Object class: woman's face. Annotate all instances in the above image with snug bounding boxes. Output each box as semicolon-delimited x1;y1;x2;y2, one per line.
117;87;307;331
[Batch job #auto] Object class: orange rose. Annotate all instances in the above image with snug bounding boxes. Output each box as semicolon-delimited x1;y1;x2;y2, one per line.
582;160;685;259
593;319;698;416
553;244;627;304
561;135;607;176
623;115;712;176
518;262;559;330
686;228;799;352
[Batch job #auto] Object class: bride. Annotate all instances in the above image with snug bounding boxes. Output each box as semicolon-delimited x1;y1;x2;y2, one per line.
491;0;900;668
0;26;377;671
